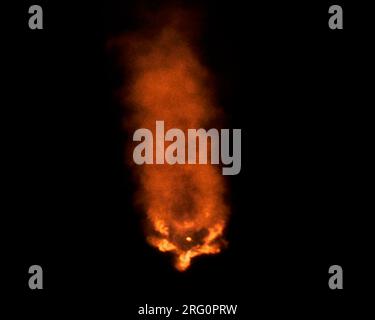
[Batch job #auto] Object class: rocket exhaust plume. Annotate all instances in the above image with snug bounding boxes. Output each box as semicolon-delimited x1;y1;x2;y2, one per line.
113;7;230;271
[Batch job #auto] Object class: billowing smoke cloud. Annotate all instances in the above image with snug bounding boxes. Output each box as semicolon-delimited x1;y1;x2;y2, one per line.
112;6;230;271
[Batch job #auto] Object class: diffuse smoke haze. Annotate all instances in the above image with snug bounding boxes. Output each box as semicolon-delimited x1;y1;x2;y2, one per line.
113;6;230;271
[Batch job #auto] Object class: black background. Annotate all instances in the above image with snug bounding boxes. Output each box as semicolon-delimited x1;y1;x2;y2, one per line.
3;0;373;318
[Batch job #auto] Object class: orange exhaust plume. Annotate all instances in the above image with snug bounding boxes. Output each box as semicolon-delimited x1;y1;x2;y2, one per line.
115;8;229;271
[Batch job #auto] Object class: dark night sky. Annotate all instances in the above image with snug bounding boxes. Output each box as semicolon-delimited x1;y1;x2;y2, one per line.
2;0;373;318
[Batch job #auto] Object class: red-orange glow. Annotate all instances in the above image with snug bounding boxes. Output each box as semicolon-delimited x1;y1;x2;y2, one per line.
114;8;229;271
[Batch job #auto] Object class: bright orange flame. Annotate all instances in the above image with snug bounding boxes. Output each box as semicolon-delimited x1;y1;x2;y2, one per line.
115;8;229;271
